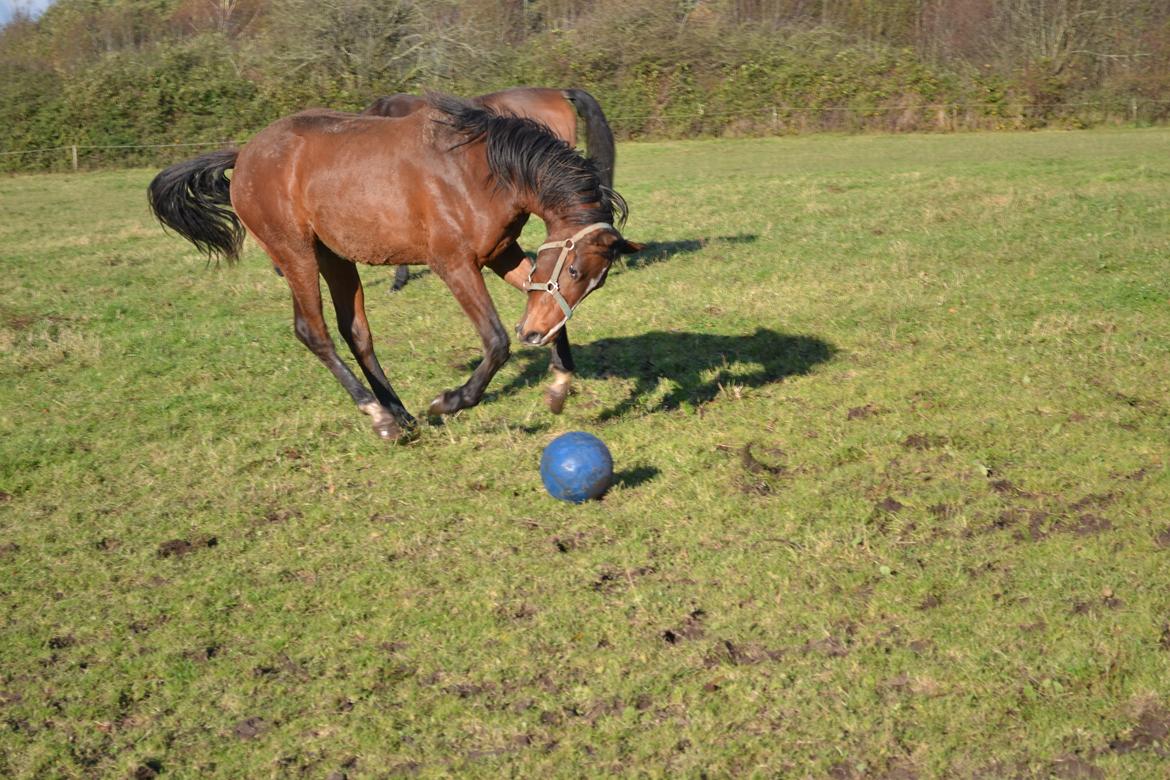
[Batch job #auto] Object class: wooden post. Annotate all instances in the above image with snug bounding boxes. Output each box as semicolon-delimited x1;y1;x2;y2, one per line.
71;145;78;171
1131;97;1138;124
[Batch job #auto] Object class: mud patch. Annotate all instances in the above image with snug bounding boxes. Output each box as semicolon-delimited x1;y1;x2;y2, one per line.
847;404;880;420
1048;755;1103;779
257;508;301;526
1072;590;1124;615
234;717;269;740
1109;703;1170;756
133;760;163;780
802;636;849;657
157;535;217;558
662;609;706;644
705;639;783;667
1155;527;1170;549
990;479;1036;498
902;433;947;450
47;635;75;650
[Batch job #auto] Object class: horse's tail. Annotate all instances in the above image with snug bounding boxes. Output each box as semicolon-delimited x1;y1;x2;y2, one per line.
147;149;244;262
563;88;615;189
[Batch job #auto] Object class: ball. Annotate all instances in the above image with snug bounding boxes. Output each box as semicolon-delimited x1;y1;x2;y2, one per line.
540;432;614;503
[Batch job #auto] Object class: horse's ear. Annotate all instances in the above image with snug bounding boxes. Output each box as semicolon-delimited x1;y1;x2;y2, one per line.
616;239;645;255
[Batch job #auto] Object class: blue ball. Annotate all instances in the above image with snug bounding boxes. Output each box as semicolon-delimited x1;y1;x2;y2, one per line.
540;432;614;503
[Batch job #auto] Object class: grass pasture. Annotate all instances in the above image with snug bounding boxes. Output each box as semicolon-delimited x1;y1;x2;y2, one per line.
2;128;1170;778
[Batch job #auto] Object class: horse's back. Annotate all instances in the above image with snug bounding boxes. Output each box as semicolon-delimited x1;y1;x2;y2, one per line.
231;109;450;263
476;88;577;145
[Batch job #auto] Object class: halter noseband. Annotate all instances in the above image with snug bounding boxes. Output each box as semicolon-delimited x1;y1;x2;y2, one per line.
523;222;613;325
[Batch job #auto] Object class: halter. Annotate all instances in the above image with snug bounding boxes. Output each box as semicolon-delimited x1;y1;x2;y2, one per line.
524;222;613;326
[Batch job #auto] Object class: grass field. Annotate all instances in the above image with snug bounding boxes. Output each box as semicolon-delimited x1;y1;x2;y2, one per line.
2;127;1170;779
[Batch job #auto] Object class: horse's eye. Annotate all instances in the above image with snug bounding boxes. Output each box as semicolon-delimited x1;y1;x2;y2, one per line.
568;265;579;280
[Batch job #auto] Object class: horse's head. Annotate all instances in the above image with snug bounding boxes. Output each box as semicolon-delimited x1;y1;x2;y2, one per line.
517;222;643;346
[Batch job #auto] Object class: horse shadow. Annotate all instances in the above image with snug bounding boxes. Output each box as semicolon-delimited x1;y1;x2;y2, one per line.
494;327;835;420
621;234;758;271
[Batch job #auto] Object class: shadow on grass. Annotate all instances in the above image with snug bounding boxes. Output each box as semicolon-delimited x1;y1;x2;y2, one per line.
621;234;758;271
493;327;836;420
612;464;661;490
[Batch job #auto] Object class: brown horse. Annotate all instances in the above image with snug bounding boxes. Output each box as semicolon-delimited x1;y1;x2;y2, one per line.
147;95;641;441
365;87;616;293
364;87;620;409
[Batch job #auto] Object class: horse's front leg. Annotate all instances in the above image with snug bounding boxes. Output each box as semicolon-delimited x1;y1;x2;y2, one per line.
487;242;574;415
546;328;574;414
428;259;510;416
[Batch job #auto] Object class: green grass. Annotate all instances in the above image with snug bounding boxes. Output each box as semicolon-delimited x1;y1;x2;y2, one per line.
2;127;1170;779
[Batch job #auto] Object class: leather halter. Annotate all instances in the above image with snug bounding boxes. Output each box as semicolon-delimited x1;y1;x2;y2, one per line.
524;222;613;326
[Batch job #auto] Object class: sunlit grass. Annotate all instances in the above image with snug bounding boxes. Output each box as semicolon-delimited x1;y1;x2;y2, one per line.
1;127;1169;778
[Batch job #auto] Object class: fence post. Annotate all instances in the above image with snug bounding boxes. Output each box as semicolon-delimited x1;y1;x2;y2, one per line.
1131;98;1138;124
71;145;78;171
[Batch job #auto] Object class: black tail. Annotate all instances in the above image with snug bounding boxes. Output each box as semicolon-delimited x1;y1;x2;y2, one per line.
147;149;244;262
564;88;615;189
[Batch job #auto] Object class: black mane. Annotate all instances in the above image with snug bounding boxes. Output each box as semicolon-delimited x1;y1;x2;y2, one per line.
429;93;628;229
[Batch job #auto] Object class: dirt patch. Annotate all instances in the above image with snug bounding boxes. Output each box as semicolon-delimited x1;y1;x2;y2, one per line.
47;635;75;650
133;760;164;780
662;609;706;644
1109;703;1170;756
95;537;120;551
552;533;587;553
233;717;269;740
705;639;783;667
802;636;849;657
0;490;11;502
1048;755;1103;779
990;479;1036;498
157;535;217;558
846;404;880;420
0;542;18;557
1155;527;1170;548
253;653;309;682
1071;514;1113;536
258;508;301;526
918;594;942;610
1072;590;1124;615
741;442;787;473
902;433;948;450
876;497;905;513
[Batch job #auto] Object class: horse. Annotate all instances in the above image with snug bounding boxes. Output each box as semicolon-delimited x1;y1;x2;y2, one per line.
147;95;642;442
364;87;616;293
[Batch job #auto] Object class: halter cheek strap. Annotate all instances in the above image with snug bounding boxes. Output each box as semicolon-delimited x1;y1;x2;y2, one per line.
523;222;613;324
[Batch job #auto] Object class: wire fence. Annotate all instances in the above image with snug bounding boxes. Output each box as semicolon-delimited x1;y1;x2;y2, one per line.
4;98;1169;174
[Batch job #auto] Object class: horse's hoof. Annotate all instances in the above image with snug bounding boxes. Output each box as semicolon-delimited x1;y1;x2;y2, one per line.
373;419;403;442
544;385;568;415
428;390;460;416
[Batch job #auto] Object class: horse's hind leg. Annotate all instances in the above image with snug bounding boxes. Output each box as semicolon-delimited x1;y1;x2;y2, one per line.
487;242;573;414
391;266;409;292
316;246;416;430
265;239;405;441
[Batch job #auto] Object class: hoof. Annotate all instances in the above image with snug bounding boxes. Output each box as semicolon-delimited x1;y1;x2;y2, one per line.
372;418;403;442
428;389;460;417
544;384;568;415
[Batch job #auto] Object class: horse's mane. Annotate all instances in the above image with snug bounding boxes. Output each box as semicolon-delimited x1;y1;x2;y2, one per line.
429;93;628;229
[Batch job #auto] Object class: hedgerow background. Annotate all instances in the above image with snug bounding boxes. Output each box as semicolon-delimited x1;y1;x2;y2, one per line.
3;0;1170;170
